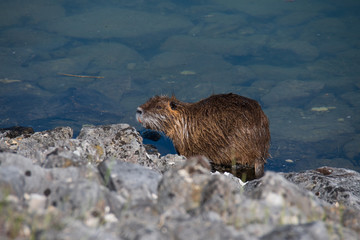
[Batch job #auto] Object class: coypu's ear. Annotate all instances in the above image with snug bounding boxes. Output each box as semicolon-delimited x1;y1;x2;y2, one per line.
170;101;178;110
169;94;178;110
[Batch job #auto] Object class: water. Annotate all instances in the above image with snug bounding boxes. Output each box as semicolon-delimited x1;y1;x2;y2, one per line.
1;0;359;173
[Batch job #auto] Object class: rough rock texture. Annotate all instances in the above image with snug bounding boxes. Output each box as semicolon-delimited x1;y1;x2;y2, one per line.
0;124;359;239
282;167;360;211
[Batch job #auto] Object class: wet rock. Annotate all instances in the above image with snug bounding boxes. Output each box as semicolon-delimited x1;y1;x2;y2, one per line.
343;134;360;161
0;126;34;138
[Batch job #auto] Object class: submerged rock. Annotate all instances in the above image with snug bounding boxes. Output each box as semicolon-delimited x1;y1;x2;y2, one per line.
261;79;324;107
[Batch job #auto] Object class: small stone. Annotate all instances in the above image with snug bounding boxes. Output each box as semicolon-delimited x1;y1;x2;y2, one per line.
180;70;196;75
28;193;47;214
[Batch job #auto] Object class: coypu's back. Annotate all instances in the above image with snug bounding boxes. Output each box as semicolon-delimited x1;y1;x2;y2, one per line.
137;93;270;179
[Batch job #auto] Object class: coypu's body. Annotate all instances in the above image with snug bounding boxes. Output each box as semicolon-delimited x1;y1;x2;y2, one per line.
136;93;270;178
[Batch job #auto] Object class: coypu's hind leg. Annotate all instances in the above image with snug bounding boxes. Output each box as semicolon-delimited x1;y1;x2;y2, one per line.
254;160;265;178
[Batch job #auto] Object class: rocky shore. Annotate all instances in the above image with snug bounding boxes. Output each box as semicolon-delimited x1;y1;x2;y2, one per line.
0;124;359;239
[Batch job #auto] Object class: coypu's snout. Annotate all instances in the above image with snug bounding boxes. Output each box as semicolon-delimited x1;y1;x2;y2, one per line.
136;107;143;123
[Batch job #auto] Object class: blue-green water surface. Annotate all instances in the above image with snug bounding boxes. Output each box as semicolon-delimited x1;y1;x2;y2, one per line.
1;0;359;173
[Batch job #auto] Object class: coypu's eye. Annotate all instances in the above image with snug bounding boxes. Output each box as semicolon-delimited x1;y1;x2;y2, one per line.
170;101;177;110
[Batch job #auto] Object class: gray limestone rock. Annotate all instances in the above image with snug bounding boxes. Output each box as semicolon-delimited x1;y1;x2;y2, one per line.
1;124;360;239
157;156;212;214
0;166;25;200
260;221;329;240
282;167;360;211
77;124;157;169
98;159;162;204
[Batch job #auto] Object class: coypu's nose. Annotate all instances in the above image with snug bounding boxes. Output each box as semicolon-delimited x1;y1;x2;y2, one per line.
136;107;143;115
136;107;143;123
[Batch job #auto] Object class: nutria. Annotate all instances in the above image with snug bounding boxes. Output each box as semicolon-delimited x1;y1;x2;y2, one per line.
136;93;270;179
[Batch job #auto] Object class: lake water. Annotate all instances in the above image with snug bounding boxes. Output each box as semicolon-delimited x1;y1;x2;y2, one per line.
1;0;359;173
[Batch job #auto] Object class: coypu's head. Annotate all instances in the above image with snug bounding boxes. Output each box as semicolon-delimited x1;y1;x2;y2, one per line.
136;96;187;136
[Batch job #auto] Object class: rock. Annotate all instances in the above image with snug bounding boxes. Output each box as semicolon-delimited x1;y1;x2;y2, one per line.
77;124;157;169
213;0;303;18
47;179;110;218
0;152;102;198
0;126;34;138
42;8;192;39
163;216;252;240
160;35;267;57
157;156;212;214
98;159;162;204
39;220;119;240
343;135;360;160
261;80;324;107
26;193;47;215
267;106;355;143
268;40;319;62
244;172;326;223
0;166;25;200
5;126;74;165
1;124;360;239
155;154;187;173
260;221;329;240
0;0;65;27
282;167;360;211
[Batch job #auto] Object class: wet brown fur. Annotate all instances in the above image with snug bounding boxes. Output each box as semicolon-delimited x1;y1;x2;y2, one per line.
136;93;270;178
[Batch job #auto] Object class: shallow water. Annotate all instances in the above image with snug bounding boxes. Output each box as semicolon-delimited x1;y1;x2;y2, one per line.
1;0;359;173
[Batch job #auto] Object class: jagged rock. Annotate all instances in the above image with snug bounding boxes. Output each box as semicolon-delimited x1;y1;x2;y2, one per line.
98;159;162;204
39;220;119;240
0;166;25;200
155;154;187;173
282;167;360;211
260;221;329;240
0;124;360;239
163;216;253;240
244;172;326;225
77;124;158;169
0;152;101;193
0;126;34;138
157;156;212;214
0;126;78;166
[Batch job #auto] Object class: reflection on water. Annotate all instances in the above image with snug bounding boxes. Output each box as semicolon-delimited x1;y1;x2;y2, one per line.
0;0;359;173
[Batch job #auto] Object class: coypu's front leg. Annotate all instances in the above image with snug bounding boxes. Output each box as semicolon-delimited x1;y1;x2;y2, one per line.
254;160;265;178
